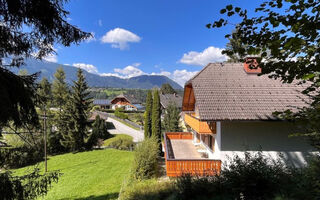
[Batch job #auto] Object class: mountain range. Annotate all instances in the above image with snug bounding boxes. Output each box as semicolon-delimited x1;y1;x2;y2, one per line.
15;59;183;89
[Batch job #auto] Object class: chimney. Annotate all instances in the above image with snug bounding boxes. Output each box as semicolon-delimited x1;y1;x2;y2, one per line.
243;56;261;74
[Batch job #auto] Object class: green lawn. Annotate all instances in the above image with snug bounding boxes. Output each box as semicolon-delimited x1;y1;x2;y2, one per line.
13;149;134;200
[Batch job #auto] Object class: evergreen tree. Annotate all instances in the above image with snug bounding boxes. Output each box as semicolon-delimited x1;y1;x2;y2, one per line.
37;77;52;109
87;115;109;149
163;102;182;132
52;67;69;113
144;90;153;138
0;0;89;197
160;83;176;94
151;89;161;154
51;67;69;152
61;69;92;151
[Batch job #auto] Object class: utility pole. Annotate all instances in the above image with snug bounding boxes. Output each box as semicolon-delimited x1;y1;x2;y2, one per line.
43;107;48;173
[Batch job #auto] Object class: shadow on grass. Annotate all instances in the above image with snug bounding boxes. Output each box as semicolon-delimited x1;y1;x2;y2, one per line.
72;192;119;200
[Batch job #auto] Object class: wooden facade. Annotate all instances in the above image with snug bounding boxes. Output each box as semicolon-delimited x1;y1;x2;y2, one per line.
164;132;221;177
184;113;216;134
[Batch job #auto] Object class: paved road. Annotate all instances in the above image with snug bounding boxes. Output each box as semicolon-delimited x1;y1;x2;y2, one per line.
106;117;144;142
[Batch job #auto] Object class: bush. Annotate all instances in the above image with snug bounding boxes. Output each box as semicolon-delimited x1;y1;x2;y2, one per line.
131;137;159;180
48;131;66;155
174;152;296;200
0;169;60;200
0;144;44;169
104;134;135;151
119;179;176;200
91;105;101;112
115;108;129;120
87;115;110;149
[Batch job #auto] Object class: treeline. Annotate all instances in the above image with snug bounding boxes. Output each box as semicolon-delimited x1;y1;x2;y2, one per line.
39;67;109;153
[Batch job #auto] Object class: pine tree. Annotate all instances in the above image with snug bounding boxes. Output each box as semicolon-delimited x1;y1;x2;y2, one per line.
52;67;69;113
61;69;92;151
160;83;176;94
144;90;153;138
37;77;52;109
163;102;182;132
151;89;161;153
87;115;109;149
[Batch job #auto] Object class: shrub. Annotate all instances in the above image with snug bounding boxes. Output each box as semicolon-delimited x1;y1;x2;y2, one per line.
115;108;129;120
175;152;294;200
119;179;176;200
91;105;100;112
131;137;159;180
48;131;66;155
0;144;44;169
87;115;110;149
104;134;135;151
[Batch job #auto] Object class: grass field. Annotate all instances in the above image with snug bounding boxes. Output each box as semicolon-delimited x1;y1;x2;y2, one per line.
14;149;134;200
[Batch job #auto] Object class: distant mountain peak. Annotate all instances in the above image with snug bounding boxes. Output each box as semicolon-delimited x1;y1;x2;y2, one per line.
17;59;183;89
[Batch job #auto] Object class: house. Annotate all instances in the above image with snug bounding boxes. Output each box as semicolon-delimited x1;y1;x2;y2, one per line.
110;94;143;111
163;57;314;177
93;99;111;109
160;93;183;112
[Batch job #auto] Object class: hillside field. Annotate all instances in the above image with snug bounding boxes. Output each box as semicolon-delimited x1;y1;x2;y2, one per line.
13;149;134;200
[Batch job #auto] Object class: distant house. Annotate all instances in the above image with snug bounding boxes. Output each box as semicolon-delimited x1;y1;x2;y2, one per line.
160;93;182;112
93;99;111;109
110;94;143;111
163;57;314;177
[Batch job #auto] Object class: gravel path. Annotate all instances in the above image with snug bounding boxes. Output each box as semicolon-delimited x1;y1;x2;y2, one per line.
106;117;144;142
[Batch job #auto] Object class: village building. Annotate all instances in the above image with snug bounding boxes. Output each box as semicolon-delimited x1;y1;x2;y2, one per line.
110;94;143;111
93;99;111;109
163;57;315;177
159;93;183;114
93;94;144;111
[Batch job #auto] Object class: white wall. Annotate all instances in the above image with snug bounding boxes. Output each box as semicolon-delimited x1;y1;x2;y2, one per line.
219;121;315;167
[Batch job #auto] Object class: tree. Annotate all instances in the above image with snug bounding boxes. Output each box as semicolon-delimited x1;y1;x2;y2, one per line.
224;28;247;63
144;90;153;138
163;102;182;132
61;69;92;151
52;67;69;113
51;67;69;153
207;0;320;151
87;115;109;149
151;89;161;154
37;77;52;109
0;0;89;198
160;83;176;94
0;0;90;129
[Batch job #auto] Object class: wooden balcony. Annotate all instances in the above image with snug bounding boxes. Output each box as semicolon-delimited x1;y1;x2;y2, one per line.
164;132;221;177
184;113;216;134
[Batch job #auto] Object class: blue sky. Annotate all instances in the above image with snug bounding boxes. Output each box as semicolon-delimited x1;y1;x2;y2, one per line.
47;0;262;86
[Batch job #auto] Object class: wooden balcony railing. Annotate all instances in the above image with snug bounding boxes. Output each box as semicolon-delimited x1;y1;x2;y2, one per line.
164;132;221;177
184;113;216;134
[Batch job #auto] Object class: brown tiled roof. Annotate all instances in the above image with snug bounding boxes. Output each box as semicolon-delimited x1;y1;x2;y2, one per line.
160;93;183;109
111;94;140;104
185;63;308;121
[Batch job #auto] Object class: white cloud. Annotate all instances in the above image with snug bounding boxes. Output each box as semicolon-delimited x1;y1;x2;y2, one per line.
114;65;146;78
179;46;228;66
171;70;198;86
73;63;99;74
98;19;103;27
86;32;96;43
43;53;58;63
101;28;141;50
43;46;58;63
151;71;172;77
